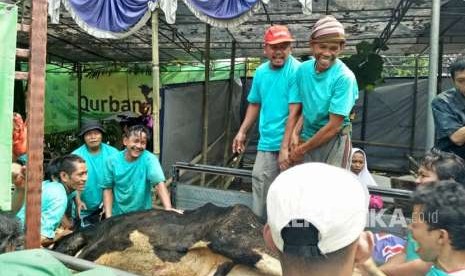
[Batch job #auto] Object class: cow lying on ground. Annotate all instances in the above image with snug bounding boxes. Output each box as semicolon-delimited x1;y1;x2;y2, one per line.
54;203;281;276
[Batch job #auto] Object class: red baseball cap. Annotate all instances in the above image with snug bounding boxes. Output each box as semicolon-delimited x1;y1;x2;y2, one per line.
263;25;295;45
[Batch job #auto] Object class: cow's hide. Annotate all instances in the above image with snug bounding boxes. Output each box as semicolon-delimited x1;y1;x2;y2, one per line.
54;203;281;276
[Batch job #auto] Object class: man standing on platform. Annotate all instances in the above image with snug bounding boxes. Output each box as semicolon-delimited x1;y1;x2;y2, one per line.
288;15;358;168
232;25;301;220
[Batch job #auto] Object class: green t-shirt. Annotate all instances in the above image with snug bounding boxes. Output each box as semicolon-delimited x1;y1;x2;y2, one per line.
0;249;71;276
102;149;165;216
0;249;116;276
296;58;359;140
72;143;118;218
247;55;301;151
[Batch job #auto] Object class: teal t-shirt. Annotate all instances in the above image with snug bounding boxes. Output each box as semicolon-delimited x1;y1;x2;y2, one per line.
426;266;464;276
0;249;116;276
102;150;165;216
247;55;301;151
405;231;421;261
16;180;67;238
0;249;72;276
72;143;118;218
296;58;359;140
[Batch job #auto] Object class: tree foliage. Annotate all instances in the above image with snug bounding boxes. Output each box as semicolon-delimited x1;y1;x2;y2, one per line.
341;41;384;91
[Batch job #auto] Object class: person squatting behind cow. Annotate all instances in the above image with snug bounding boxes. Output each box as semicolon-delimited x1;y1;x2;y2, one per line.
410;180;465;276
263;163;374;276
287;15;358;168
102;125;182;217
232;25;301;220
72;120;118;228
14;155;87;247
432;58;465;160
0;212;117;276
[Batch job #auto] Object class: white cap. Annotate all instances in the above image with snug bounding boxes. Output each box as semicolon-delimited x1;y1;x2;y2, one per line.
267;163;369;254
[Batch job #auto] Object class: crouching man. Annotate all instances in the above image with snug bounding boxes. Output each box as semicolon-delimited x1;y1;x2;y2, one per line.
263;163;373;276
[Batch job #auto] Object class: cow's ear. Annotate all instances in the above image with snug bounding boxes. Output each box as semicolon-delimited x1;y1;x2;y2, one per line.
263;224;279;254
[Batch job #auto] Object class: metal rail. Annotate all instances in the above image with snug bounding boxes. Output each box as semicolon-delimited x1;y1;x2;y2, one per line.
172;162;413;200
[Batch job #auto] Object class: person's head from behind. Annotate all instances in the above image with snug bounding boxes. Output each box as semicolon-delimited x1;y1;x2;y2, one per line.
263;25;294;69
79;120;105;153
47;155;87;192
415;149;465;185
449;58;465;95
410;180;465;264
0;212;23;253
263;163;373;276
123;125;150;161
350;148;366;175
310;15;346;73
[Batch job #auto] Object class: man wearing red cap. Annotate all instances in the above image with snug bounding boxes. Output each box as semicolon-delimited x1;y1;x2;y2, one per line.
288;15;358;168
232;25;301;220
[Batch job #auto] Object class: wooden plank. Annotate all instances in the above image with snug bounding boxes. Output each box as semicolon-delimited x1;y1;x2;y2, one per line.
16;48;30;59
17;23;31;33
15;71;29;80
24;0;47;249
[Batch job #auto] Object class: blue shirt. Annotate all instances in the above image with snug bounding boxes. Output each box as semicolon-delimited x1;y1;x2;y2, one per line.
247;55;301;151
102;150;165;216
432;88;465;159
16;180;67;238
296;58;358;140
72;143;118;218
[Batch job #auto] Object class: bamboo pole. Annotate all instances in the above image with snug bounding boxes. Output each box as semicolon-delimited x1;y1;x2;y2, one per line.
77;63;82;129
152;10;161;155
410;56;419;156
223;41;236;165
25;0;48;249
201;24;211;185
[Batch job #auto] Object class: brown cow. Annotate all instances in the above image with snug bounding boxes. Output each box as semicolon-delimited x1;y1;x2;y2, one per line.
54;203;281;276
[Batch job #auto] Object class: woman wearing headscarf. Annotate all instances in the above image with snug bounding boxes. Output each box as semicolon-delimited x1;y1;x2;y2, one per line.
350;148;383;210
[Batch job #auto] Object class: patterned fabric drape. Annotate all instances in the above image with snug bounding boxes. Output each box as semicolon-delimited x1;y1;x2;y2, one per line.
182;0;269;28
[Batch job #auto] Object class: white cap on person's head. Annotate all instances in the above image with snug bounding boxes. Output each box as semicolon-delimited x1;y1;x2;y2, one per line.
266;162;369;255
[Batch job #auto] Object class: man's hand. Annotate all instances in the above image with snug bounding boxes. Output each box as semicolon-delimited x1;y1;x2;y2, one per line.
290;131;300;152
165;207;184;214
279;148;291;171
290;145;305;164
232;131;246;153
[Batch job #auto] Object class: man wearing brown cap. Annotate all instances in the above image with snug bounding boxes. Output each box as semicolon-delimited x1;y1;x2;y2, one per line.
232;25;301;220
288;15;358;168
72;120;118;227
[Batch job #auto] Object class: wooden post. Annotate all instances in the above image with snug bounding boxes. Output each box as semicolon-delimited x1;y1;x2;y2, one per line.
25;0;48;249
201;24;211;185
152;10;161;155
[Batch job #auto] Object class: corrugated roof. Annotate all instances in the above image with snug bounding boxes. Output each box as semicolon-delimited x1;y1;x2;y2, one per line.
11;0;465;64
